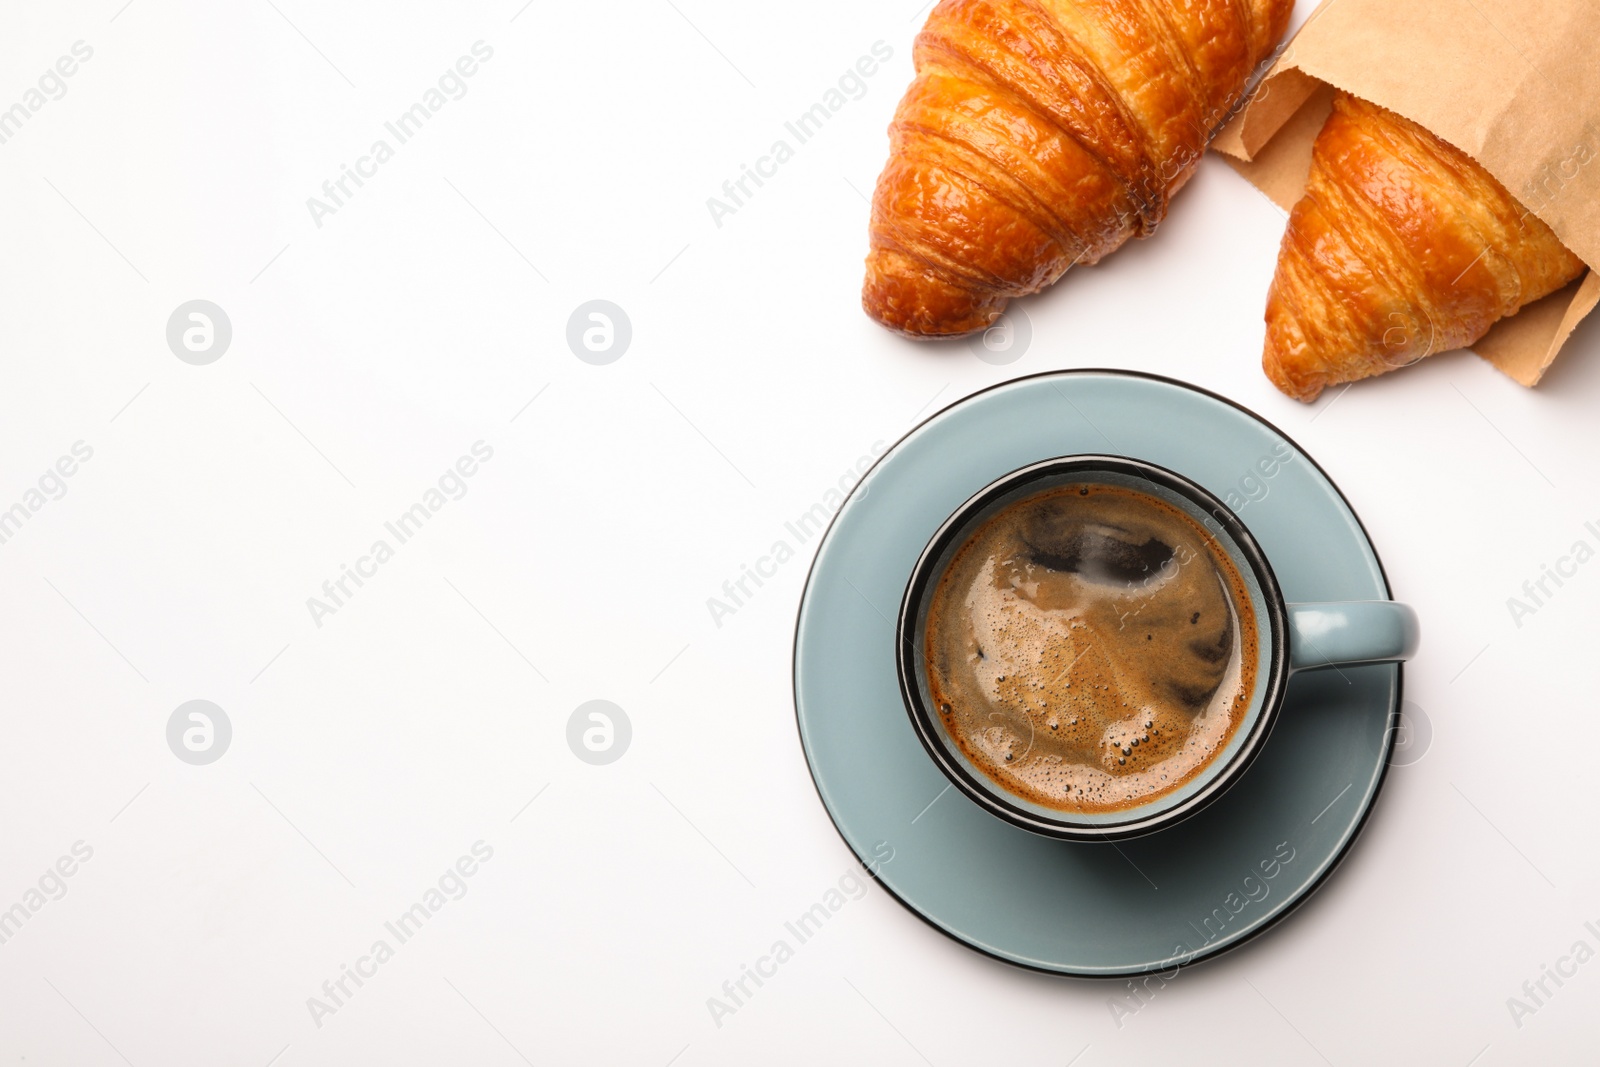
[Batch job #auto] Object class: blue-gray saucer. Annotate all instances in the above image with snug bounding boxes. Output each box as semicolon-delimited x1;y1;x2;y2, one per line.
793;370;1400;977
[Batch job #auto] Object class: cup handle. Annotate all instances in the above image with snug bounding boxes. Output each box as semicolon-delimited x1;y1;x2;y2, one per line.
1287;601;1420;673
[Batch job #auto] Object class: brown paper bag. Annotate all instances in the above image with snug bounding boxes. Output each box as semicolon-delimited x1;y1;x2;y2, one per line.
1213;0;1600;386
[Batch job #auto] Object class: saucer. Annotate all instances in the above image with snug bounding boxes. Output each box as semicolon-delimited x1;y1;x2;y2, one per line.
793;370;1401;977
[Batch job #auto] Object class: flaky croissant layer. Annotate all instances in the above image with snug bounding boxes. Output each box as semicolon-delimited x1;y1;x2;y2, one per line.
1264;92;1586;402
863;0;1293;337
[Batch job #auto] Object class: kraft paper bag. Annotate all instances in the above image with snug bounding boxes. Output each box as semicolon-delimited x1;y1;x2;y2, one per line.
1213;0;1600;386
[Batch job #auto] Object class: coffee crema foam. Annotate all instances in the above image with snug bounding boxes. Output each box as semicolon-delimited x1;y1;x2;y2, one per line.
922;483;1257;814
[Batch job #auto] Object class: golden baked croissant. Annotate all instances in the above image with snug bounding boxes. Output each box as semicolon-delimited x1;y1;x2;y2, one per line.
863;0;1292;337
1264;92;1586;401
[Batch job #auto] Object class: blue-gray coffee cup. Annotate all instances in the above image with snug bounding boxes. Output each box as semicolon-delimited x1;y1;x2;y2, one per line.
897;455;1419;841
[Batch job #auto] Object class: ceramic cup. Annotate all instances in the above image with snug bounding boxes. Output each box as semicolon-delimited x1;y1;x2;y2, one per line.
896;454;1419;841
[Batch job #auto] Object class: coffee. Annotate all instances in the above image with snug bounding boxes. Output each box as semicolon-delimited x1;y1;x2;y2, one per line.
922;482;1256;814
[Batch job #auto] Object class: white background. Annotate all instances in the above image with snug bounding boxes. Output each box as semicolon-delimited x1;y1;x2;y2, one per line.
1;1;1596;1063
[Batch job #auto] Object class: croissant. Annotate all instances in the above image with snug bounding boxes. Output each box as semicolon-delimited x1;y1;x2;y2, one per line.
863;0;1292;337
1264;92;1586;401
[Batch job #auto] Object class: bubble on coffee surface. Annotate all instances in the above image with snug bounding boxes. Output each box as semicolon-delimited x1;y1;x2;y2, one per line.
923;482;1257;813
